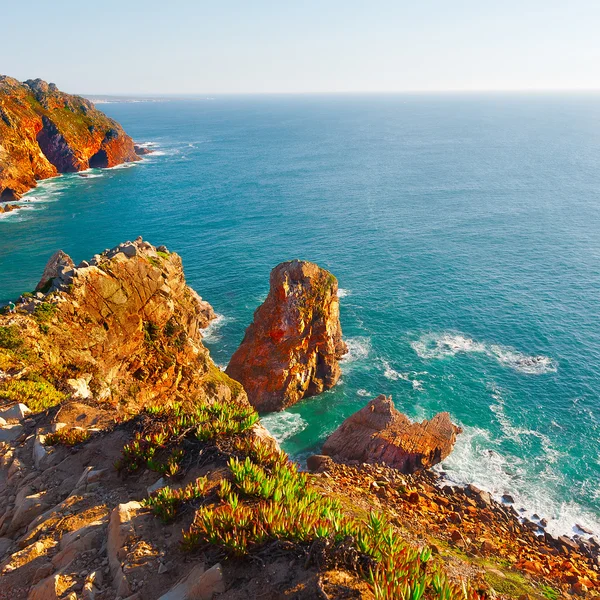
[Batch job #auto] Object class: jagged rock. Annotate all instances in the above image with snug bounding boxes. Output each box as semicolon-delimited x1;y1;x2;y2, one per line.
0;403;31;422
147;478;166;496
35;250;75;292
306;454;335;473
107;501;141;596
134;144;153;156
9;491;48;533
322;395;461;474
0;75;139;200
0;424;23;443
226;260;347;412
32;435;47;469
0;536;12;557
27;573;62;600
2;239;241;410
158;562;224;600
52;521;104;569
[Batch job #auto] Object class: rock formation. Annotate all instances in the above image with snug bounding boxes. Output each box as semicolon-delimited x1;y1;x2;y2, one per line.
2;237;241;410
0;76;139;201
226;260;347;412
321;395;461;473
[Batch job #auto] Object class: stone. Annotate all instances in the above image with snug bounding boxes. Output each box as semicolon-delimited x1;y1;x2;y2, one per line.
66;376;93;400
35;251;75;292
322;395;461;474
306;454;334;473
147;478;166;496
53;522;104;569
0;403;31;421
0;536;12;557
158;562;224;600
9;491;48;533
33;435;47;469
27;573;61;600
107;501;141;597
226;260;347;412
0;424;23;442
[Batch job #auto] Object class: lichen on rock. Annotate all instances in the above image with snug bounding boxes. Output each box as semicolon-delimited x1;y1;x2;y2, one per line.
226;260;347;412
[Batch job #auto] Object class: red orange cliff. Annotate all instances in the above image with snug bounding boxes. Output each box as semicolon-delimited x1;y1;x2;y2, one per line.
0;76;140;201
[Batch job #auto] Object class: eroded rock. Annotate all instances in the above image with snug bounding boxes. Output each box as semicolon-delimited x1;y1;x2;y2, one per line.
322;395;461;473
226;260;347;412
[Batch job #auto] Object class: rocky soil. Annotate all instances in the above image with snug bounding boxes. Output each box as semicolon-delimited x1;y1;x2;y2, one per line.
0;76;141;201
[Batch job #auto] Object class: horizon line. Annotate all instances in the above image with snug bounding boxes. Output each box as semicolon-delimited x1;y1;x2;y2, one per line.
80;88;600;98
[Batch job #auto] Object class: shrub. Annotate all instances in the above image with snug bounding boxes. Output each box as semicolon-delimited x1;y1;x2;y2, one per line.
144;477;209;522
34;302;58;323
0;326;23;350
0;378;66;413
44;428;90;446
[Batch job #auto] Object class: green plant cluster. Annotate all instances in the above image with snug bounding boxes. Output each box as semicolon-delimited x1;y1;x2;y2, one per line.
0;378;66;413
115;400;259;475
177;443;481;600
44;428;91;446
144;477;210;522
0;325;23;350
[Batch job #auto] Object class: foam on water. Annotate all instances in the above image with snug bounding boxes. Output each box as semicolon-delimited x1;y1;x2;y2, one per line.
437;423;600;538
337;288;350;298
261;411;308;444
380;359;425;390
200;313;229;343
411;332;557;375
340;336;371;371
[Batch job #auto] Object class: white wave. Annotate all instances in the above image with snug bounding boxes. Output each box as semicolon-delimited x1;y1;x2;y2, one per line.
436;424;600;538
357;388;372;397
261;411;307;444
337;288;350;298
77;172;104;179
380;360;424;390
200;313;229;343
106;162;138;170
411;332;557;375
341;336;371;364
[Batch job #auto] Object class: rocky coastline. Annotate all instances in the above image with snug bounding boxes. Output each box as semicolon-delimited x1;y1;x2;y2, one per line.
0;76;143;202
0;240;598;599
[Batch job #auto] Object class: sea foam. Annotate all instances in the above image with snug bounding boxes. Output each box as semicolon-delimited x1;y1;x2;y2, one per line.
200;313;229;343
261;411;308;444
411;332;557;375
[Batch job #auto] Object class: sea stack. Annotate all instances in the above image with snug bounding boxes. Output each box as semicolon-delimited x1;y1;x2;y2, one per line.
321;395;461;473
0;76;140;201
226;260;347;412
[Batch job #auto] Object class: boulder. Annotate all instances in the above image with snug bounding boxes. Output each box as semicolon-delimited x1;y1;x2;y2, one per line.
35;250;74;292
158;562;224;600
0;403;31;422
321;395;461;474
226;260;347;412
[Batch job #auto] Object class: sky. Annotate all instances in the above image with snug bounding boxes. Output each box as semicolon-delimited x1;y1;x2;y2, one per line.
4;0;600;95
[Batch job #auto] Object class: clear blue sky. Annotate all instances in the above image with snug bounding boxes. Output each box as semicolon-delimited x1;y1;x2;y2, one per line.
5;0;600;94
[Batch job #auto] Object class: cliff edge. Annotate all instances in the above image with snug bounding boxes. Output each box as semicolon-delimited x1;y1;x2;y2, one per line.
0;76;140;201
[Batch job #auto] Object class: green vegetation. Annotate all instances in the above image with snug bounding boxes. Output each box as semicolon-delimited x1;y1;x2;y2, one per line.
540;585;560;600
34;302;58;323
115;400;259;475
177;443;481;600
0;325;23;350
157;251;170;259
144;477;210;522
0;378;66;413
44;428;91;446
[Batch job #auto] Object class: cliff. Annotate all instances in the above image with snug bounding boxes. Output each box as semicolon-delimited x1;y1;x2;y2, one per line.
226;260;347;412
0;244;597;600
0;76;139;200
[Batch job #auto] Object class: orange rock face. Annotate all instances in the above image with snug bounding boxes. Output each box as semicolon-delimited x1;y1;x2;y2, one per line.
322;395;462;473
226;260;347;412
0;76;139;200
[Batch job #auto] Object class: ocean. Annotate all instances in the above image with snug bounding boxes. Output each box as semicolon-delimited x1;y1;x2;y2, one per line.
1;93;599;538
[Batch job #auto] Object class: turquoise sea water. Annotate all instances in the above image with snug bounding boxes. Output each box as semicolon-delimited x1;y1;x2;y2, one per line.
1;94;600;537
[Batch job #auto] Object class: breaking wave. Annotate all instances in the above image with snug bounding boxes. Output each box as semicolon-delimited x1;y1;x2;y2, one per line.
380;359;424;390
411;332;557;375
261;411;308;444
200;313;229;343
337;288;350;298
